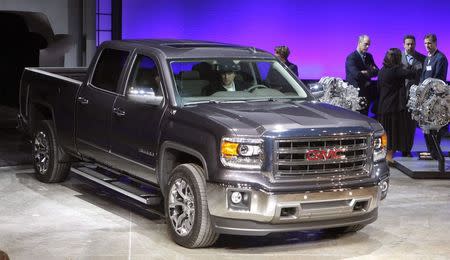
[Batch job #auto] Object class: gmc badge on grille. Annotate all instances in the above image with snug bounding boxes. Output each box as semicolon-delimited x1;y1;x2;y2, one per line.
305;148;346;161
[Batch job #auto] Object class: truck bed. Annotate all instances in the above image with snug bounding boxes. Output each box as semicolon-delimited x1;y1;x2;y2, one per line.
25;67;88;83
19;67;87;153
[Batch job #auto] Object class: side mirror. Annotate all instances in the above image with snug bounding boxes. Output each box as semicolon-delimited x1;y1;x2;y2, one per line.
308;83;325;99
127;87;163;105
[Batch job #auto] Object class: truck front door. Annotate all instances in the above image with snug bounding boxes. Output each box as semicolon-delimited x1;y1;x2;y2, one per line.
76;48;131;163
108;53;165;183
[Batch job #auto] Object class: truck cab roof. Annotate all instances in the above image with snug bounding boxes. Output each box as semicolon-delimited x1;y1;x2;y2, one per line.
105;39;276;60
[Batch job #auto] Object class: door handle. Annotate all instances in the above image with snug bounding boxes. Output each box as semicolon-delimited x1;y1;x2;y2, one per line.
77;96;89;105
113;107;126;117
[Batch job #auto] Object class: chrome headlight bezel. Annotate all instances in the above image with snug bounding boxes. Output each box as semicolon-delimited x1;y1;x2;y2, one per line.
220;137;264;169
373;133;387;162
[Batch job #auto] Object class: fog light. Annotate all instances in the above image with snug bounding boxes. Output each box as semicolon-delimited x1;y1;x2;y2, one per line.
231;191;242;204
380;180;388;192
228;190;251;211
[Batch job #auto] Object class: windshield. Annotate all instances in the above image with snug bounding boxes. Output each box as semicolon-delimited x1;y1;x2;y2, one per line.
169;59;310;105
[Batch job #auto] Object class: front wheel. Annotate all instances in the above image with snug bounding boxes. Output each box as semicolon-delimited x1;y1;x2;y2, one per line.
165;163;218;248
32;120;71;183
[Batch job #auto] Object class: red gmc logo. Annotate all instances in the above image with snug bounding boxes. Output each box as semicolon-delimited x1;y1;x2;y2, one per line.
305;149;346;161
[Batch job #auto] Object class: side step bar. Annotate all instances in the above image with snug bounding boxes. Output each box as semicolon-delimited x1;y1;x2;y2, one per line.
71;164;162;206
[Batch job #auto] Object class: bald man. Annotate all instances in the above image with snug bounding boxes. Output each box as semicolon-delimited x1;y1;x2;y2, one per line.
345;35;379;116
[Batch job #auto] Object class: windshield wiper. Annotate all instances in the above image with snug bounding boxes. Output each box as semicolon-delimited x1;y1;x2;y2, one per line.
184;99;249;105
184;97;306;105
246;97;306;102
184;100;221;105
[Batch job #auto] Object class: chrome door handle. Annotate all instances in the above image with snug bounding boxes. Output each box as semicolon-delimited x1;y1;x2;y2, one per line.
113;107;126;117
77;96;89;105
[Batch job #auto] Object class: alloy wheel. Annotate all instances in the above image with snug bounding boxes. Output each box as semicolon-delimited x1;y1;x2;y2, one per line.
168;178;195;236
33;131;50;175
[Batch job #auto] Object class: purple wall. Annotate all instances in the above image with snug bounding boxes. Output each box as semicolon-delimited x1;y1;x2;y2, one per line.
122;0;450;80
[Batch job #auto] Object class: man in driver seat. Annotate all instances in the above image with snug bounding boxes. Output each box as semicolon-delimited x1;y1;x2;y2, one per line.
203;60;249;95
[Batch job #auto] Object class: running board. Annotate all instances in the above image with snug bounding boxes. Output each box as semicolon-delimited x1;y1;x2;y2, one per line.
71;164;162;205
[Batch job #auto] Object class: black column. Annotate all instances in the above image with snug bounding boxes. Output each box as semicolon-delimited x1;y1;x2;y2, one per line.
111;0;122;40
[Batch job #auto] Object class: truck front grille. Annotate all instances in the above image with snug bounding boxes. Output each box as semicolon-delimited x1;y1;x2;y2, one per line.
273;135;372;182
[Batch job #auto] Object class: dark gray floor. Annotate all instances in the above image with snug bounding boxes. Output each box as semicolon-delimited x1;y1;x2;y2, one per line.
0;106;31;167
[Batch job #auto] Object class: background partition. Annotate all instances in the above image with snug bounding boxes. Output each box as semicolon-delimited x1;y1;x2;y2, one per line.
122;0;450;81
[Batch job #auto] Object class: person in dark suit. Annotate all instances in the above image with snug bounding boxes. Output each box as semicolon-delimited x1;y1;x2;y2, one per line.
377;48;415;162
275;46;299;76
419;34;448;159
401;35;426;157
203;60;249;95
345;35;379;116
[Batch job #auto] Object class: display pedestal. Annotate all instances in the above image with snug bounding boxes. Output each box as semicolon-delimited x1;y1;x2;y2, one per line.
393;157;450;179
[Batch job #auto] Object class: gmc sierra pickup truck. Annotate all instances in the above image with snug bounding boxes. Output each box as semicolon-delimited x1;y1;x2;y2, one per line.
18;40;389;248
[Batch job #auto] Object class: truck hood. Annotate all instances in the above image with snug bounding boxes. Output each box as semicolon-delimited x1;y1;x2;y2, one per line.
183;101;381;137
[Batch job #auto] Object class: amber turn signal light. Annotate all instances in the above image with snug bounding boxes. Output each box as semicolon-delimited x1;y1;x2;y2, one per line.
381;133;388;148
221;141;239;157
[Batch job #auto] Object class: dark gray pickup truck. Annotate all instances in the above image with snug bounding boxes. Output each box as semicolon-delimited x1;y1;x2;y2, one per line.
18;39;389;248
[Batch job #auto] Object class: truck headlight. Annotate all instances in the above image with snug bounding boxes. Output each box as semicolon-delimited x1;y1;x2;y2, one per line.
220;137;264;169
373;133;387;162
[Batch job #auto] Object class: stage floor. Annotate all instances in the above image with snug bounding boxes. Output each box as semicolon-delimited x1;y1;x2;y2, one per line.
1;165;449;259
393;157;450;179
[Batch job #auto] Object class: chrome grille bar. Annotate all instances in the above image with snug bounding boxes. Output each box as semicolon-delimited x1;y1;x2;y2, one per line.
273;135;372;182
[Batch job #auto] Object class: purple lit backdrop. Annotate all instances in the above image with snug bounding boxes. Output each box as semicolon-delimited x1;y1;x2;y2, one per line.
122;0;450;80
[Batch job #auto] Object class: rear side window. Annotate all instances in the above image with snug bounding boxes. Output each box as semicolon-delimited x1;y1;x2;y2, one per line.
127;55;163;96
91;48;129;93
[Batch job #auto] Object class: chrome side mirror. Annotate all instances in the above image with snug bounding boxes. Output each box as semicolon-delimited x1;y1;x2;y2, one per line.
308;83;325;99
127;87;163;105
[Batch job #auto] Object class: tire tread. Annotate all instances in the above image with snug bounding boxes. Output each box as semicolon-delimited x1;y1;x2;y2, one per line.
34;120;70;183
166;163;218;248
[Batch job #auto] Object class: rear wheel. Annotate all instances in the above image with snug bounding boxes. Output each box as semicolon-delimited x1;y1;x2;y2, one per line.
32;120;71;183
165;163;218;248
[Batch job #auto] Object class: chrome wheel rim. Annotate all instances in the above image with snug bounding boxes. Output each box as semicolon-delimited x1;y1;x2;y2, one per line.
33;131;50;175
168;178;195;236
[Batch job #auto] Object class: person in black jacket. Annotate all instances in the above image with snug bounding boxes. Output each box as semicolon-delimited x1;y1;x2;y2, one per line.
401;35;426;157
345;35;379;116
275;46;299;76
377;48;415;162
419;34;448;160
203;60;249;95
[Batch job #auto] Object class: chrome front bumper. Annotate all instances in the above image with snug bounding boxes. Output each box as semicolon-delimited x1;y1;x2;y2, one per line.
206;184;381;225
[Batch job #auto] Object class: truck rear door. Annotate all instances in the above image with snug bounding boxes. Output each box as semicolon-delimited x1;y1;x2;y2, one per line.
75;48;131;162
108;52;166;183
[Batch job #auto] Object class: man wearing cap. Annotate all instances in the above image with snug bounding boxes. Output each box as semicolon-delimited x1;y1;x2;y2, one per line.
203;60;248;95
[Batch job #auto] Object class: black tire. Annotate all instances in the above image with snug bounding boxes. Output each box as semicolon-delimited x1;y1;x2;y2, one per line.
32;120;71;183
327;224;366;234
165;163;219;248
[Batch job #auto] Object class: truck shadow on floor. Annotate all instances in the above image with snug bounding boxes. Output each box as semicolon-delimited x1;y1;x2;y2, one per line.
215;230;373;250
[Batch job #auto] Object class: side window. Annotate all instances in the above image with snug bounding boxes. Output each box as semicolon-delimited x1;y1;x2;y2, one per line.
127;55;162;97
257;62;271;81
91;48;129;93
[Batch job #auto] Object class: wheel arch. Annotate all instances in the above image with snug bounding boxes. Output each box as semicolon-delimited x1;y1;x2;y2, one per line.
158;141;209;195
29;101;55;134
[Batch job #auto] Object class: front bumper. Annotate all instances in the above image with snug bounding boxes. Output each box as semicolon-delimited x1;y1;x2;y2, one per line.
206;184;382;236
